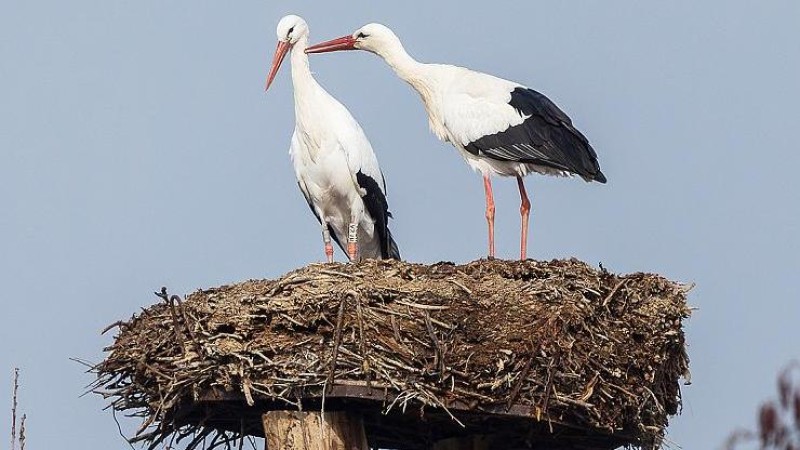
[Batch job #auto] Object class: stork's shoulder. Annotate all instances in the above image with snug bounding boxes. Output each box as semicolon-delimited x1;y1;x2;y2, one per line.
439;65;521;100
435;68;528;146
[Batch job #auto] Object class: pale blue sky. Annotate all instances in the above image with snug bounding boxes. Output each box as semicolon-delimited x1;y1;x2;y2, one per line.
1;1;799;449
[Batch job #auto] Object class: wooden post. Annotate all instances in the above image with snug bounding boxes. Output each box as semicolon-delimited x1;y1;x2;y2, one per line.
262;411;368;450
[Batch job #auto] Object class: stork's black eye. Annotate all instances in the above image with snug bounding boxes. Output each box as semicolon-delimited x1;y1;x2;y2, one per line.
356;32;367;39
288;26;295;35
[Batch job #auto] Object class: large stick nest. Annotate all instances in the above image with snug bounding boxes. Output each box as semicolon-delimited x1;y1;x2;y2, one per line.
93;258;691;450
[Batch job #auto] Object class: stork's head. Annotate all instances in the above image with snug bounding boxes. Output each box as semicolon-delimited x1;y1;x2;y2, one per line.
305;23;402;58
265;15;309;91
276;15;309;44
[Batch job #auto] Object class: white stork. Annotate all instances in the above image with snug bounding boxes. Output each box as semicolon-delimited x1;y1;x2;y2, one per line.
265;16;400;262
306;24;605;260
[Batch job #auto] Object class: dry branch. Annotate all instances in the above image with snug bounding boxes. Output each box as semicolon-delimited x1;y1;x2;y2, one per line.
10;368;18;450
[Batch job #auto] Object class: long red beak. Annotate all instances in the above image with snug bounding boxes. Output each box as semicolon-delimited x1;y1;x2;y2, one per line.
305;35;357;54
265;41;291;91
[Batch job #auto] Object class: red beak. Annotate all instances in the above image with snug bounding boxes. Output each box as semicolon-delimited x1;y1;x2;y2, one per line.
265;41;291;91
305;35;357;54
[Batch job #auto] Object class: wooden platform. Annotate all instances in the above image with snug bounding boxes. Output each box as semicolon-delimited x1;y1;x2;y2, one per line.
172;385;632;450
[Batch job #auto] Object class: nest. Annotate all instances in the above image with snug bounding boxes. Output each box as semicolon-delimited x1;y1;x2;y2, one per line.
93;258;691;450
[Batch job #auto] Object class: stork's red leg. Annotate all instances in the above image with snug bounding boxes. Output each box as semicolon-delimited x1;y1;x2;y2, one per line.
483;175;496;259
347;243;357;261
517;176;531;260
325;243;335;263
322;226;334;263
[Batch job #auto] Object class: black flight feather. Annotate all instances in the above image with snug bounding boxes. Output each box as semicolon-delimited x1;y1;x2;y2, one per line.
464;87;606;183
355;171;401;260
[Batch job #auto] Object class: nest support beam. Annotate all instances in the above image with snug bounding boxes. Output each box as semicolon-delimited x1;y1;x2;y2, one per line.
262;410;505;450
262;411;368;450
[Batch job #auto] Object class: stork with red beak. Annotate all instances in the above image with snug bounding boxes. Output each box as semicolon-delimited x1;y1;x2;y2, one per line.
266;16;400;262
306;24;605;260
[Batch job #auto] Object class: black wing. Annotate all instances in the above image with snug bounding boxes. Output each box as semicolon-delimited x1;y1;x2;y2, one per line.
355;171;401;260
464;87;606;183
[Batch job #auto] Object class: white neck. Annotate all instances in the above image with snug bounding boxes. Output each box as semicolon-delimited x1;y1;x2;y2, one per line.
375;39;447;139
289;35;321;112
375;40;426;88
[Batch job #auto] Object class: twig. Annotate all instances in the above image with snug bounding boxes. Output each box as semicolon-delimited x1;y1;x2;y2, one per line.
17;415;25;450
11;368;19;450
424;313;445;378
506;356;533;411
602;279;629;307
554;394;594;409
156;288;204;356
448;279;473;295
540;352;559;419
353;292;371;385
641;385;664;414
390;315;402;347
317;269;357;280
112;407;137;450
395;300;450;310
157;288;189;357
268;275;314;296
326;291;350;390
101;321;126;335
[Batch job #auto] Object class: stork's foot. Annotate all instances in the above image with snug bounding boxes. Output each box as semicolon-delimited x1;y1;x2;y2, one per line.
324;243;334;263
